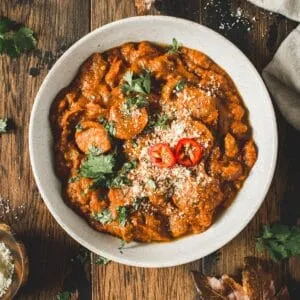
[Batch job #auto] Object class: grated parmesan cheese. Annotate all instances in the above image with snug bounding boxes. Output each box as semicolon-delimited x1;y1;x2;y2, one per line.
0;242;14;297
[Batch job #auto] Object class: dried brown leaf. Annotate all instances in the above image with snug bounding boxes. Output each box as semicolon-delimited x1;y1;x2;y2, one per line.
192;257;290;300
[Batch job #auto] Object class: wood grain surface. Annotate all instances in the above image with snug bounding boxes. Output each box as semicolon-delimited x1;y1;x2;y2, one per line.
0;0;299;299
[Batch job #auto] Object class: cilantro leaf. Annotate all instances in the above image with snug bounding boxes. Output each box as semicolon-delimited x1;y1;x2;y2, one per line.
167;38;182;54
68;176;80;183
0;118;8;133
116;206;128;227
124;94;149;111
132;196;148;211
95;255;111;265
122;71;151;95
88;145;103;156
80;153;115;179
174;79;186;92
98;116;116;136
256;224;300;261
91;209;113;224
109;160;137;188
56;291;71;300
118;239;126;254
0;18;37;57
144;114;170;133
75;123;83;132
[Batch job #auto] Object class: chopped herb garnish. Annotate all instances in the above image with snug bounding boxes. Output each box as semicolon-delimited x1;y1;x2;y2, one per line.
56;291;71;300
91;209;113;224
95;255;111;265
167;38;181;54
256;224;300;261
75;123;83;131
155;114;169;129
0;118;8;133
132;197;148;211
131;139;138;147
124;94;149;111
0;18;37;57
122;71;151;95
80;152;115;179
117;206;128;227
147;178;157;191
118;239;126;254
122;160;137;172
98;116;116;136
109;175;131;188
144;114;170;133
109;160;137;188
174;79;186;92
68;176;80;183
88;145;103;156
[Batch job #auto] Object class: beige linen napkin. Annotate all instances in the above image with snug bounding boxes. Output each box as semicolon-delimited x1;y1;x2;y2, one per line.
248;0;300;22
263;25;300;130
247;1;300;130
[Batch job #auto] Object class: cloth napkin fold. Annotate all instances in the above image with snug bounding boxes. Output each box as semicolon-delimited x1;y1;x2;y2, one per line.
247;1;300;130
263;25;300;131
248;0;300;22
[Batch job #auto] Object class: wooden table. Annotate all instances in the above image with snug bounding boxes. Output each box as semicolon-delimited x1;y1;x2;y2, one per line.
0;1;299;299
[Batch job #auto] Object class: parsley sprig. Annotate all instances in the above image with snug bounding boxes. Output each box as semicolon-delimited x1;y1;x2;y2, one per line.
0;118;8;133
95;255;111;265
167;38;181;54
125;94;149;111
109;160;137;188
144;114;170;133
56;291;71;300
117;206;128;227
122;71;151;95
0;18;37;57
80;152;115;179
256;224;300;261
122;71;152;112
98;116;116;136
91;209;113;224
174;79;186;92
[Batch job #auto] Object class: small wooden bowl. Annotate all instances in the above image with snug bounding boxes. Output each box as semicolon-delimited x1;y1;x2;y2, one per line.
0;224;29;299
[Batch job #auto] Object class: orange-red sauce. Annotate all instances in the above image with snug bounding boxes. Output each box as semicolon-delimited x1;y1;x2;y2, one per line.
50;41;257;242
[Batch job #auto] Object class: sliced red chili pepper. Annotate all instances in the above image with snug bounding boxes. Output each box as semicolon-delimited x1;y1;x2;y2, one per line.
175;138;203;167
149;143;176;168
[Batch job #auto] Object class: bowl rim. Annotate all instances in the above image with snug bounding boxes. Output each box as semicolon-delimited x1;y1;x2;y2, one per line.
29;15;278;268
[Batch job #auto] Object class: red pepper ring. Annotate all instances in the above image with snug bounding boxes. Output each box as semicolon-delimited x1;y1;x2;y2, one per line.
175;138;203;167
149;143;176;168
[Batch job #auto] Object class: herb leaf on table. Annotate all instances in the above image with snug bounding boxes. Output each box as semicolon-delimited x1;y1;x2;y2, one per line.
56;291;71;300
95;255;111;265
0;17;37;57
0;118;8;133
256;224;300;261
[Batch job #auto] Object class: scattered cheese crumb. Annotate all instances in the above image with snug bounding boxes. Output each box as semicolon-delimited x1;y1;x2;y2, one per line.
0;242;14;297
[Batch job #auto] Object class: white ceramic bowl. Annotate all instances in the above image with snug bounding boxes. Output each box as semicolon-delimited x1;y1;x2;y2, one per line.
29;16;278;268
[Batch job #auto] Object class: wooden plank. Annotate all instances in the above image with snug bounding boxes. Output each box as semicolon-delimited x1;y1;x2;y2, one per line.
0;1;90;299
90;0;299;299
